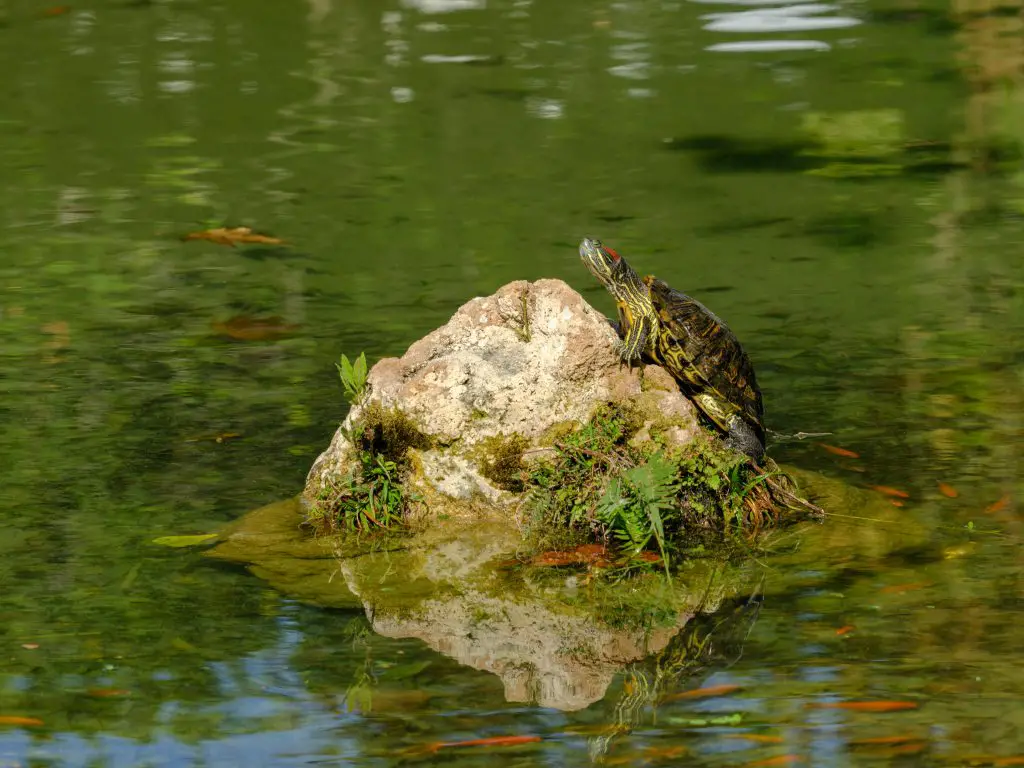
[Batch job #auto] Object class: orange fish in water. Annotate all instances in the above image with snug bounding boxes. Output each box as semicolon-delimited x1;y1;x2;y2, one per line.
835;625;855;636
745;756;801;767
0;716;44;727
937;482;959;498
868;741;927;756
662;683;742;702
183;226;284;247
818;443;860;458
724;734;785;744
427;735;542;752
808;701;918;712
86;689;132;698
986;495;1010;513
850;734;922;746
212;316;299;341
889;499;905;508
869;485;910;499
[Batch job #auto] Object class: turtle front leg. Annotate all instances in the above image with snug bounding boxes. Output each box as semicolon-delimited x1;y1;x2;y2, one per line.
616;311;652;367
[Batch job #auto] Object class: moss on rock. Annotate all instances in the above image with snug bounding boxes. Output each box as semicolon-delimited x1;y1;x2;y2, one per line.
475;433;530;492
353;402;431;462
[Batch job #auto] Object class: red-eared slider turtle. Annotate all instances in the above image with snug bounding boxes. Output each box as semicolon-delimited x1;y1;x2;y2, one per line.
579;237;766;460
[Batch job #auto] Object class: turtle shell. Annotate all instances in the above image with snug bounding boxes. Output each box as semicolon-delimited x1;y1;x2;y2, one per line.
644;276;765;444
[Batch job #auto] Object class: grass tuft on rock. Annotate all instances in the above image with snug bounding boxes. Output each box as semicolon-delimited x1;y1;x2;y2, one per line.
306;404;429;535
521;402;819;571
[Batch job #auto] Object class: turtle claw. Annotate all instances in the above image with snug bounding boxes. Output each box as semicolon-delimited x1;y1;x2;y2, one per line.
613;339;642;369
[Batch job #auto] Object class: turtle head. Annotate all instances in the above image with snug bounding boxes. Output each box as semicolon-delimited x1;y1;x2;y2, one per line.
579;237;634;297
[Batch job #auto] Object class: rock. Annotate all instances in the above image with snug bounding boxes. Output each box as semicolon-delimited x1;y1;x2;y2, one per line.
304;279;700;522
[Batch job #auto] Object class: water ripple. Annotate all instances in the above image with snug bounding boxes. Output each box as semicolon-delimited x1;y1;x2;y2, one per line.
699;1;861;54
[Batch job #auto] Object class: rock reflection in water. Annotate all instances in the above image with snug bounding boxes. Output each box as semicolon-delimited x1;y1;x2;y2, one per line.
208;499;757;711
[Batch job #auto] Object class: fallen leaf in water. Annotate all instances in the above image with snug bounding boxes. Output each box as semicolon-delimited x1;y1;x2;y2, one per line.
86;688;132;698
41;320;70;364
663;683;742;701
426;735;542;753
866;741;927;756
937;482;959;498
183;226;284;247
869;485;910;499
41;320;69;342
151;533;218;548
603;744;689;766
745;755;801;766
808;701;918;712
835;625;855;636
171;637;201;653
879;582;929;595
943;543;976;560
379;660;431;681
531;551;580;567
362;688;433;713
531;544;611;567
818;443;860;458
212;315;299;341
0;716;44;727
21;643;39;650
641;745;688;759
724;733;785;745
985;495;1010;513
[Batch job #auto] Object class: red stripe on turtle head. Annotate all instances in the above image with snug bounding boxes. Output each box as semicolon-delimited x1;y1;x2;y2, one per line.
605;246;621;262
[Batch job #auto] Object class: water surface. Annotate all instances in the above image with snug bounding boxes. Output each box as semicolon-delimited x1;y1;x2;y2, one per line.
1;0;1022;764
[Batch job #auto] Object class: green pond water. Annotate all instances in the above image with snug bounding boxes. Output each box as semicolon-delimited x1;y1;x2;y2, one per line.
1;0;1022;764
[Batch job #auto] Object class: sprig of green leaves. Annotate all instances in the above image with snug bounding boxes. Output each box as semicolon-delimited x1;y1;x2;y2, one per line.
336;352;368;405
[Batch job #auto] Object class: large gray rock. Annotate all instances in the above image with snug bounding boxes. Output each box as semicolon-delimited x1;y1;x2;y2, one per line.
304;279;700;521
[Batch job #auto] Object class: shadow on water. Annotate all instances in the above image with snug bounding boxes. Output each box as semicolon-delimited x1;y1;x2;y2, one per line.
664;135;820;173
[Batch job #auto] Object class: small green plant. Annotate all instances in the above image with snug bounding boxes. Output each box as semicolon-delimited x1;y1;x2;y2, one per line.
312;440;422;534
309;405;429;534
336;352;369;404
521;403;811;574
596;454;677;579
342;450;408;530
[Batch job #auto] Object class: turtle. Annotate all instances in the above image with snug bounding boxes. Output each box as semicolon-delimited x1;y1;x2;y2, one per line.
578;237;766;460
